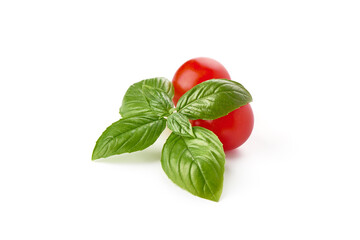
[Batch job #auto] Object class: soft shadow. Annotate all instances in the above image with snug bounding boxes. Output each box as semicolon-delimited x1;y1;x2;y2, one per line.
96;150;161;164
221;149;244;201
225;148;243;160
96;148;161;164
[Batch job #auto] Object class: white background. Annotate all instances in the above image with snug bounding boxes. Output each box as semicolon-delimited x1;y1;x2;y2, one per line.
1;0;359;239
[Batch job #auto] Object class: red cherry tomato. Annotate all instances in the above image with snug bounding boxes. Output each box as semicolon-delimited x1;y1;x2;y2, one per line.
172;57;254;151
172;57;231;103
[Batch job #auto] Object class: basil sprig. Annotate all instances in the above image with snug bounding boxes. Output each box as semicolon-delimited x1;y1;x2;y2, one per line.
92;77;252;201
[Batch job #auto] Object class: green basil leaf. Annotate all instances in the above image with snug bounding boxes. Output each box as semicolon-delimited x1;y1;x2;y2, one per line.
120;77;174;118
166;112;194;138
92;116;166;160
142;85;174;117
161;127;225;201
177;79;252;120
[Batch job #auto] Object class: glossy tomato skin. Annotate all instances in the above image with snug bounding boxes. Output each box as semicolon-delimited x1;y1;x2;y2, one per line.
191;104;254;151
172;57;231;103
172;57;254;151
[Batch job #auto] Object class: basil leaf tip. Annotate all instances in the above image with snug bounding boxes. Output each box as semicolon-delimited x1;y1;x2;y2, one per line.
92;116;166;160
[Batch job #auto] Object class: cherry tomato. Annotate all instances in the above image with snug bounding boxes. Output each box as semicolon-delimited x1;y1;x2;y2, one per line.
172;57;254;151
